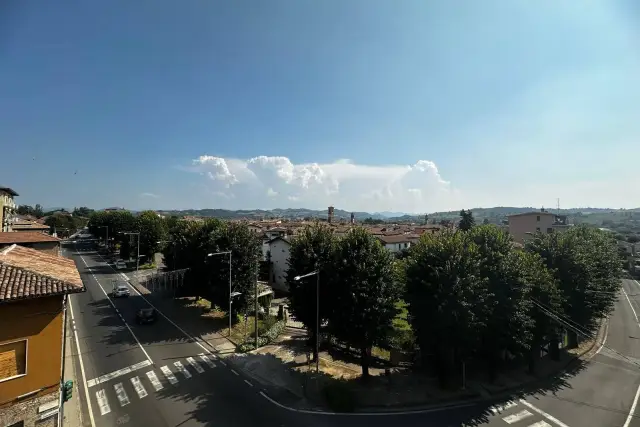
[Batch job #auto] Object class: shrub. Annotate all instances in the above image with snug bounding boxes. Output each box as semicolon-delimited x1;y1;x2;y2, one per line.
237;320;286;352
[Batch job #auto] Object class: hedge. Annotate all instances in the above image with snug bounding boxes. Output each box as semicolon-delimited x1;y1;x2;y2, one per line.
237;320;286;352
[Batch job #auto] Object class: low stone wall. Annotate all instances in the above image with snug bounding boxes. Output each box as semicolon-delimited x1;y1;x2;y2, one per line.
0;390;60;427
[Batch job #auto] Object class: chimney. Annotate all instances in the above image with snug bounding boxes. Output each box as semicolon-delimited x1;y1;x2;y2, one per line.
350;212;355;224
328;206;334;224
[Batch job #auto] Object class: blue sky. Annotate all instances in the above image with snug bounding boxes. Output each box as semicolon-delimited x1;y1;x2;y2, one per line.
2;0;639;213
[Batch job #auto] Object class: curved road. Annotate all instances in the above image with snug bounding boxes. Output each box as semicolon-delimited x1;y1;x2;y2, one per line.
65;238;640;427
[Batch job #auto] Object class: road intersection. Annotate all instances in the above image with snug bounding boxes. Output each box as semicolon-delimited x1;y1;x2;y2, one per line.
64;237;640;426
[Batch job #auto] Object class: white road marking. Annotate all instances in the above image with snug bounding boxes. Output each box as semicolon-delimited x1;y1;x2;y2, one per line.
529;422;552;427
244;379;254;387
87;360;153;388
490;400;517;414
160;365;178;385
623;282;640;427
146;371;163;391
174;361;192;379
77;252;153;364
502;409;532;424
130;376;148;399
231;369;239;376
114;383;130;406
95;249;217;358
187;357;205;373
199;353;216;368
95;389;111;416
519;400;570;427
220;360;227;367
69;297;97;426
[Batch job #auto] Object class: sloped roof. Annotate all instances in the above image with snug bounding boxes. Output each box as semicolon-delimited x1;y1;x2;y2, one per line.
0;232;60;244
0;244;84;303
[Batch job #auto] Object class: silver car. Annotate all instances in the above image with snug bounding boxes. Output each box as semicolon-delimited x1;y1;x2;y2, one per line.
112;284;130;298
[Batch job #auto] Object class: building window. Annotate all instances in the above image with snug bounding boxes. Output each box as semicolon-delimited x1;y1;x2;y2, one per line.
536;216;540;221
536;227;541;232
0;339;27;382
547;228;553;233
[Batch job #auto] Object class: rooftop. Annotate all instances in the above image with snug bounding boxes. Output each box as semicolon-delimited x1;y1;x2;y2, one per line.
0;232;61;244
507;211;557;218
0;186;19;197
11;220;50;230
0;244;84;303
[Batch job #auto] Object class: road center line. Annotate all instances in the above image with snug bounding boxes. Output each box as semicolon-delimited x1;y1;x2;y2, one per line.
93;250;218;358
77;249;153;364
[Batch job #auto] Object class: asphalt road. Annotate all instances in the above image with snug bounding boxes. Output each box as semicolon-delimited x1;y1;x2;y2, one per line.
65;238;640;427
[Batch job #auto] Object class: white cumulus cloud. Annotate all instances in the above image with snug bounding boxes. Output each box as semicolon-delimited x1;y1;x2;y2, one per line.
186;155;461;213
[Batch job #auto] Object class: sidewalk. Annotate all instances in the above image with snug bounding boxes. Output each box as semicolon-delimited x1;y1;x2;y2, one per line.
62;317;83;427
127;275;607;412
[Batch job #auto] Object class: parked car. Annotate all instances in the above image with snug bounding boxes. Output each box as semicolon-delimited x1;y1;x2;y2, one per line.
115;260;127;270
136;308;157;325
112;284;130;298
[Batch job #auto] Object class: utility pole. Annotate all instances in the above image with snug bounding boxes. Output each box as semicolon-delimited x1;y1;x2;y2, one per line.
254;271;259;349
294;270;320;372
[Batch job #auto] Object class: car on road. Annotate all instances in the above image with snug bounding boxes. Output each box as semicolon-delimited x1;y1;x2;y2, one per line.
112;284;130;298
115;259;127;269
136;308;157;325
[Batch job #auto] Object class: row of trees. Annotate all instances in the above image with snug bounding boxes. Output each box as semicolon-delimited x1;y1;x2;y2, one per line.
88;210;169;262
88;209;621;384
88;212;263;314
287;221;621;382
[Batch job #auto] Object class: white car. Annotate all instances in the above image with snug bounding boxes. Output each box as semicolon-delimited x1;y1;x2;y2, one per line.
112;284;130;298
115;260;127;270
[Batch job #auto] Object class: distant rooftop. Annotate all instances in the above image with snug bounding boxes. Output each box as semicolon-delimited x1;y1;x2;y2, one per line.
0;186;19;197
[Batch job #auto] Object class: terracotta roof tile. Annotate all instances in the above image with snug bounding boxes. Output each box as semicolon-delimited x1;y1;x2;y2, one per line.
0;232;60;244
0;245;84;303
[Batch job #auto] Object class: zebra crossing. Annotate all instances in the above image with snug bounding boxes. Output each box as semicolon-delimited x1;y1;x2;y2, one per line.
489;400;558;426
93;353;216;416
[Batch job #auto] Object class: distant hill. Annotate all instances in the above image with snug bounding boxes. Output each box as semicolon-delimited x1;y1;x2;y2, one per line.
144;205;640;226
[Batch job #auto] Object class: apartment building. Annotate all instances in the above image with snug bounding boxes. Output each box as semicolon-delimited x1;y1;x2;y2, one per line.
0;187;19;233
507;210;572;243
0;244;85;427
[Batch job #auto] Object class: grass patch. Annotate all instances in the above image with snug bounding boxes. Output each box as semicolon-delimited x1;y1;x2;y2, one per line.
139;262;157;270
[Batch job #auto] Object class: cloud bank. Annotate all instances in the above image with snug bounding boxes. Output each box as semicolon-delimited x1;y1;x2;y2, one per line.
185;156;461;213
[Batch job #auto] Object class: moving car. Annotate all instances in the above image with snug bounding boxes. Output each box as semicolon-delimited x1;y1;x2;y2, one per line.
136;308;157;325
115;259;127;269
112;284;130;298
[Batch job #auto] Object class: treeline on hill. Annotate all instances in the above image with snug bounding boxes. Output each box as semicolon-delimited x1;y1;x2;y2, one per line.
88;209;622;386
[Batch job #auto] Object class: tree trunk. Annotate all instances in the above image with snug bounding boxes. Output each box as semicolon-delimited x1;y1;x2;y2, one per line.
527;347;537;374
360;346;370;379
550;335;560;360
567;330;578;349
311;330;318;362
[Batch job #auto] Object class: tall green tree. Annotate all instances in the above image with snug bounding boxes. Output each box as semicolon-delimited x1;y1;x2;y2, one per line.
469;225;533;379
458;209;475;231
516;250;562;373
405;230;487;387
286;223;336;362
135;211;168;262
328;227;400;378
208;222;263;314
34;204;44;218
526;226;621;347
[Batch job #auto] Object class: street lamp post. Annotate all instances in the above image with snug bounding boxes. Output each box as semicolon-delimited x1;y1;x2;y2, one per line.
207;251;233;335
294;270;320;373
123;232;140;271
